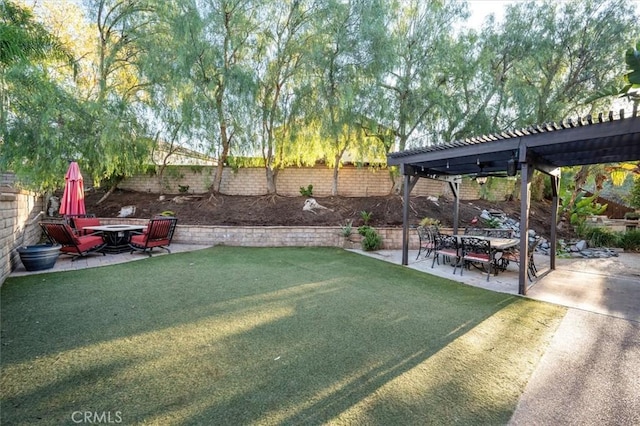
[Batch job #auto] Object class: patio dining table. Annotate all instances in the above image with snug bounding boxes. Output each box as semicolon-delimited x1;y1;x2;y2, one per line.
455;234;520;251
454;234;520;276
83;224;147;254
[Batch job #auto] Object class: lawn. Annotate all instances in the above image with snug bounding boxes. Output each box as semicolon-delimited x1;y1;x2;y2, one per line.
0;247;565;425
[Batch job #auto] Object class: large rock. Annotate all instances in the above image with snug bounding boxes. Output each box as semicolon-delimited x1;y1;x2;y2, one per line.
303;198;331;213
575;240;588;251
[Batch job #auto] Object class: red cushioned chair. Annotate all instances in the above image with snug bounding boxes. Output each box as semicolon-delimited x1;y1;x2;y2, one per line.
72;216;102;236
459;236;496;281
129;217;177;256
40;222;106;261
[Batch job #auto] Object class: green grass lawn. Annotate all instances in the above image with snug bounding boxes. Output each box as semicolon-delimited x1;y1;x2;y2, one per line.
1;247;565;425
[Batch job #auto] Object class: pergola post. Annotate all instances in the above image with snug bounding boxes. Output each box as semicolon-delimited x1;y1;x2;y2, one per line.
449;178;461;235
401;173;411;265
550;174;559;271
518;161;532;295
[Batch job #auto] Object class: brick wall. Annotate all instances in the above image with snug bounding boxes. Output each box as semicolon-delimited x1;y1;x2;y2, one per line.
118;164;510;200
1;189;46;285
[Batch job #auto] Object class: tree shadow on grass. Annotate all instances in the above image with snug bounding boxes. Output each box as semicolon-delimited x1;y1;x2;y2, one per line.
1;247;555;424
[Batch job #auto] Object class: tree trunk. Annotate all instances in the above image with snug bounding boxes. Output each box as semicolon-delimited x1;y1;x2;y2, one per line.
332;162;339;196
96;176;123;205
265;166;278;194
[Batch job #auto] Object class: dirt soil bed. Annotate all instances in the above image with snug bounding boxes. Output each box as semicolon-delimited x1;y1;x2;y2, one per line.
82;189;571;239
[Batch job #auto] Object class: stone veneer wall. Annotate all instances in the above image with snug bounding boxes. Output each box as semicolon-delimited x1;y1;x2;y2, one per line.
118;165;514;200
1;189;45;285
100;218;456;251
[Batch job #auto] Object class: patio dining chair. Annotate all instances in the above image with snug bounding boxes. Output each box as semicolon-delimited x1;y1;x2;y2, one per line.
485;228;514;238
129;217;178;256
464;227;487;236
415;225;437;260
40;221;106;261
459;236;497;281
500;237;542;281
431;233;460;274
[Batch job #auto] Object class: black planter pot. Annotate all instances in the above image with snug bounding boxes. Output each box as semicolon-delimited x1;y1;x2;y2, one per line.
17;244;61;271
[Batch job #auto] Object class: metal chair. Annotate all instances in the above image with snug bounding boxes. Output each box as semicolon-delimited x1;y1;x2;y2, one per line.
501;237;542;281
485;228;514;238
129;217;178;256
40;222;106;261
464;227;487;236
416;225;437;259
431;233;460;273
459;236;496;281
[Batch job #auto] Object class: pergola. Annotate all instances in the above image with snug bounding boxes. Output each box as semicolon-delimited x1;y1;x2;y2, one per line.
387;109;640;295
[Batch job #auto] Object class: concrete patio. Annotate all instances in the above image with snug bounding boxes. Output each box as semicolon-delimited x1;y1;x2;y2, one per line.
355;248;640;321
9;243;212;277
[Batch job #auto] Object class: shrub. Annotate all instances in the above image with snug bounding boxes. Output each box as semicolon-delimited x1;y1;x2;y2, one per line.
357;225;371;236
560;190;607;227
178;185;189;193
359;226;382;251
620;230;640;252
624;211;640;220
300;184;313;197
485;217;502;228
578;226;620;248
419;217;440;228
629;177;640;209
340;220;353;237
360;210;372;226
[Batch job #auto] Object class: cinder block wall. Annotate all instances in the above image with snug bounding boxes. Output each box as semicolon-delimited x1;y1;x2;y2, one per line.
118;165;512;200
1;189;45;285
98;217;433;250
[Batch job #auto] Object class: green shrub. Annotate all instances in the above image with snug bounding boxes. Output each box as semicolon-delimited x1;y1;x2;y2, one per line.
178;185;189;193
359;226;382;251
340;220;353;237
629;177;640;209
419;217;441;228
485;217;501;228
360;210;372;225
560;190;607;227
300;184;313;197
357;225;371;236
624;211;640;220
578;226;620;248
620;230;640;252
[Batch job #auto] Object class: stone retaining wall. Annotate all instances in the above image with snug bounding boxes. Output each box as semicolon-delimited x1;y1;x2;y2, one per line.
1;189;46;285
98;218;451;250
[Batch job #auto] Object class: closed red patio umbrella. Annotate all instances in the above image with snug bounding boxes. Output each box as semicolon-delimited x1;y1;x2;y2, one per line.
59;162;86;216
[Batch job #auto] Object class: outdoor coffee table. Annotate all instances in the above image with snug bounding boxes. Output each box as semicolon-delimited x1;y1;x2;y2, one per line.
83;224;147;254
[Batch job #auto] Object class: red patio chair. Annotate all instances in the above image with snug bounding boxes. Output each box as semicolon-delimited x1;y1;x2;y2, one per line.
40;222;106;261
129;217;177;256
72;216;102;236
